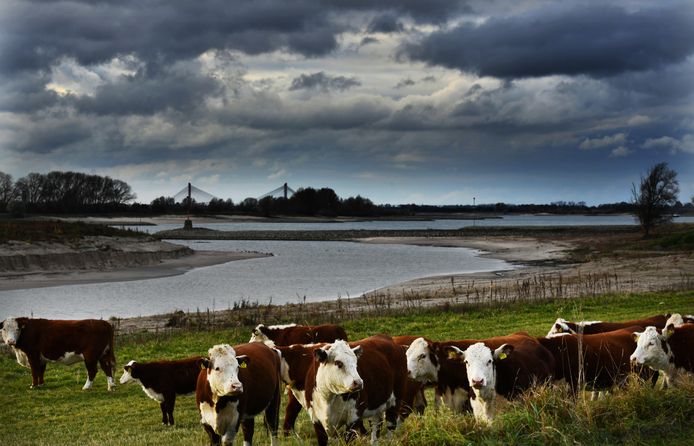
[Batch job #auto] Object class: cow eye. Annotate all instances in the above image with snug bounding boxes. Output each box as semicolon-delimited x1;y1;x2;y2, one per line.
487;360;492;365
419;354;426;360
335;361;344;369
215;367;220;372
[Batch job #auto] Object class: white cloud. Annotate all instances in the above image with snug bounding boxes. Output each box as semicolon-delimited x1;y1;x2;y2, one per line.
642;134;694;153
579;133;627;150
609;146;632;157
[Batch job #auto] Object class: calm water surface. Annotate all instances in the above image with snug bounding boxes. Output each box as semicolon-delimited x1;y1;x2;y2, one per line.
0;240;512;320
128;214;694;234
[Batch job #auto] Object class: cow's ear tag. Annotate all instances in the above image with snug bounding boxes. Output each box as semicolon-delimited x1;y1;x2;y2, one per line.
499;353;507;360
200;363;206;370
448;351;458;359
239;362;247;369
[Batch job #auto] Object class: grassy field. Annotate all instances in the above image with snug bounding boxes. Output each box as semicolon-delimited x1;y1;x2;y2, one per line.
1;290;693;445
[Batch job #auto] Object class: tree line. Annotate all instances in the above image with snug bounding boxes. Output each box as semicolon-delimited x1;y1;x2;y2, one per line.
0;171;135;214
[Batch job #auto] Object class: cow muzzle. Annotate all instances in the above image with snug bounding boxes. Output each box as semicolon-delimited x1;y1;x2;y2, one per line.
350;380;363;393
471;378;485;389
224;383;244;396
6;339;16;346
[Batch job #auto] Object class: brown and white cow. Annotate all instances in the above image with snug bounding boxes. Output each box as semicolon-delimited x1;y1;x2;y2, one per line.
548;314;670;336
196;342;281;446
249;323;348;346
538;326;647;394
405;332;540;413
664;313;694;328
631;324;694;387
391;335;429;417
120;356;204;425
302;335;407;446
446;335;556;423
0;316;116;390
249;322;348;435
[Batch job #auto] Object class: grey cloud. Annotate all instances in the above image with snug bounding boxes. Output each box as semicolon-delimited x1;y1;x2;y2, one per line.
74;67;223;116
395;78;416;89
289;72;361;92
400;4;694;78
367;14;404;33
360;37;379;46
0;73;59;113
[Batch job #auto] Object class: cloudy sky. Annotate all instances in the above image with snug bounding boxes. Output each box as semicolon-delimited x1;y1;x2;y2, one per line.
1;0;693;205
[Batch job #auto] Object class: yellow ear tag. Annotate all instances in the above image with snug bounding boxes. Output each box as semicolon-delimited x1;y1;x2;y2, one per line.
448;351;458;359
239;362;247;369
200;363;206;370
499;353;507;360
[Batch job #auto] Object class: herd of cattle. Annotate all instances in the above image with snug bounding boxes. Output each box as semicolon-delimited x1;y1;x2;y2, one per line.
1;313;694;445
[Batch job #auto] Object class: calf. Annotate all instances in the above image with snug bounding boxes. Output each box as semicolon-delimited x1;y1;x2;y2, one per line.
538;326;646;394
249;322;348;435
548;314;670;336
447;336;555;423
249;323;348;345
405;332;535;413
120;356;204;425
196;343;281;446
303;335;407;446
0;316;116;390
631;324;694;387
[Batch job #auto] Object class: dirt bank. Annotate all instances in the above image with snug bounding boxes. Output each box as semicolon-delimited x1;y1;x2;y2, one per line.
0;236;269;291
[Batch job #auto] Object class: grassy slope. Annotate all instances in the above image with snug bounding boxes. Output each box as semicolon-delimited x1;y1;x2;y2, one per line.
1;291;694;445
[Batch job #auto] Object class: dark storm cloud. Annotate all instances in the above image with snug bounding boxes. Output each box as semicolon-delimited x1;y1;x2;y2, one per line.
400;4;694;79
1;0;473;76
74;68;223;116
0;73;59;113
289;72;361;92
367;14;404;33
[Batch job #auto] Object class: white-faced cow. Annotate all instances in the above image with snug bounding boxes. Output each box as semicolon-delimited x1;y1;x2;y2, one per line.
446;335;555;423
249;323;348;346
249;322;348;435
538;326;649;394
664;313;694;328
631;324;694;387
196;343;281;446
120;356;204;425
0;316;116;390
405;332;544;413
547;314;670;337
302;335;406;446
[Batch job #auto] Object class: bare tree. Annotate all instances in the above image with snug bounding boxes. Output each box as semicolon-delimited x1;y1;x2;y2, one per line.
0;171;15;208
631;162;679;236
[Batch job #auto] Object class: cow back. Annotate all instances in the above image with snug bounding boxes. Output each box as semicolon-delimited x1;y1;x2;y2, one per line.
133;357;203;395
577;315;669;334
491;336;555;398
669;325;694;372
14;318;113;360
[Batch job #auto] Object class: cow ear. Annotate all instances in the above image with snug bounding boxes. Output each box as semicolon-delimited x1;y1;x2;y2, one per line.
314;348;328;363
237;355;250;369
258;325;271;336
352;345;363;358
554;323;563;333
200;358;210;370
662;324;675;340
445;346;464;360
632;332;641;343
124;365;132;373
494;344;513;361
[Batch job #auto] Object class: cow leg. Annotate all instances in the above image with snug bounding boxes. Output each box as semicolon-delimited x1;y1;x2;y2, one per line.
27;355;44;388
370;416;384;445
265;382;281;445
159;402;168;425
82;359;98;390
313;422;329;446
386;403;399;437
241;418;254;446
282;391;302;436
202;423;221;446
99;355;116;391
159;394;176;425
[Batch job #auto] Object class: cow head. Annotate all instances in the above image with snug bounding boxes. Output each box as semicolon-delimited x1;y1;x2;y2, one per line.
249;324;271;343
449;343;514;397
204;344;249;397
630;325;674;372
665;313;686;328
0;317;23;346
547;318;574;337
314;340;363;395
406;337;439;383
119;360;138;384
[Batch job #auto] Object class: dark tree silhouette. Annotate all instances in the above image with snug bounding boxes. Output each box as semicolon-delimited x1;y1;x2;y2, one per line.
631;162;679;236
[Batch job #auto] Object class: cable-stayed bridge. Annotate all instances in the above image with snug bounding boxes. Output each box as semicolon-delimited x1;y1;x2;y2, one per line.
173;183;217;203
171;182;295;203
258;183;296;200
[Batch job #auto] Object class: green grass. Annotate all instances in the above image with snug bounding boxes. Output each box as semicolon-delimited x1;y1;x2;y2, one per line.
1;290;693;445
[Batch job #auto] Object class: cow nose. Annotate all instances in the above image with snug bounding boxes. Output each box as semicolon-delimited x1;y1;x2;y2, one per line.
471;378;485;388
6;339;15;346
350;380;363;392
228;383;243;395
